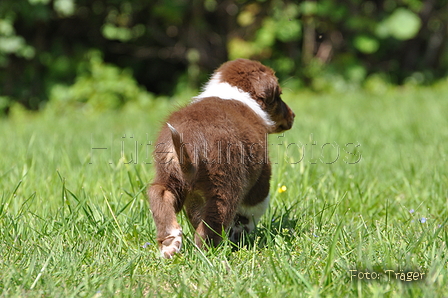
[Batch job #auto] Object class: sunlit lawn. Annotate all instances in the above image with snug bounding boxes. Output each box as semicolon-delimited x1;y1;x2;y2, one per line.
1;85;447;297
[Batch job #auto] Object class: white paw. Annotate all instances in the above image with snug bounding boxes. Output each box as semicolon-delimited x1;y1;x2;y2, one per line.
229;225;249;243
230;196;270;243
229;214;253;243
160;229;182;258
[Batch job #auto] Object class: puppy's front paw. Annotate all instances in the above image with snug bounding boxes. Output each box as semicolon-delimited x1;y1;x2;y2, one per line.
229;226;249;243
159;230;182;258
229;214;251;243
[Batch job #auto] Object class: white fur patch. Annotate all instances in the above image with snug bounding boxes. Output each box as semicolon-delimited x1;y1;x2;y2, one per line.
160;228;182;258
229;195;270;242
193;73;275;127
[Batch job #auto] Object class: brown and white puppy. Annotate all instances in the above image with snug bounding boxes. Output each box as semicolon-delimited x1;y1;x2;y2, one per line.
148;59;295;258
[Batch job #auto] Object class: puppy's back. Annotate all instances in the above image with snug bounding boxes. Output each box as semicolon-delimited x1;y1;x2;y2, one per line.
152;97;270;189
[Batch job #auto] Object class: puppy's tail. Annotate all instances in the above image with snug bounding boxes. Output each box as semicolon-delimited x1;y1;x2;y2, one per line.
167;123;194;177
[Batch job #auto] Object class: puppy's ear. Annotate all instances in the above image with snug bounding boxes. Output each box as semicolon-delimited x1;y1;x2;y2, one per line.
249;71;278;104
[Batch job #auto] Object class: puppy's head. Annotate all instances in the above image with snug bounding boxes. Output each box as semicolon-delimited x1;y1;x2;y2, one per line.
215;59;295;133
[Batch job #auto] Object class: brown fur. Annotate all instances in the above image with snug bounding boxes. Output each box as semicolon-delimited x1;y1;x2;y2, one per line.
148;59;295;257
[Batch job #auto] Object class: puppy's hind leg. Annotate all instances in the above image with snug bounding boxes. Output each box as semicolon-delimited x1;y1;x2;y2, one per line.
194;192;238;249
148;184;183;258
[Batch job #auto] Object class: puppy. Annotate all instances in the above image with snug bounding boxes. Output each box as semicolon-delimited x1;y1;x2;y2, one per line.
148;59;295;258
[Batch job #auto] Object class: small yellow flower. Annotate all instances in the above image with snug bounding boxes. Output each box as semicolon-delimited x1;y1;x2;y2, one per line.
278;185;287;193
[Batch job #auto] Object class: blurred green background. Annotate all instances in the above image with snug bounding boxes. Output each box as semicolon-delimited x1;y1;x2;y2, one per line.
0;0;447;113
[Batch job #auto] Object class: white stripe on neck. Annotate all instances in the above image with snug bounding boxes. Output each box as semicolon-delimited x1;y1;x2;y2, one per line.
192;73;274;127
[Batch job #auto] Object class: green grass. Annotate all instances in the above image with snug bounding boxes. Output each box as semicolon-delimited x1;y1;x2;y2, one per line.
1;85;447;297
